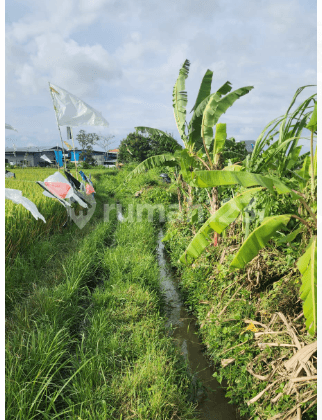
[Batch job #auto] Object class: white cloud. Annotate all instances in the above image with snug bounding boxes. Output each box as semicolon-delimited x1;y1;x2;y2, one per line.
7;30;122;98
115;35;165;65
5;0;317;149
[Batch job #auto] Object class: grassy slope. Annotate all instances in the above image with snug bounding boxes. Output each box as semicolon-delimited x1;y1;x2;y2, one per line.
163;216;317;420
5;168;196;420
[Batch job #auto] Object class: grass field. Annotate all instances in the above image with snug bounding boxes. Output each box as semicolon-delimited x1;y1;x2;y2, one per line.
5;167;119;258
6;167;197;419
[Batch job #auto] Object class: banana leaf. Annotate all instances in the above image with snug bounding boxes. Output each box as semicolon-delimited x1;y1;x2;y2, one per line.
222;164;243;171
216;81;233;98
120;154;178;185
173;59;190;140
230;215;292;269
188;92;219;152
275;226;303;245
179;187;263;264
190;170;292;194
135;126;182;151
213;123;226;163
306;101;317;132
297;236;317;336
188;81;233;152
190;69;213;113
201;86;253;150
187;70;213;150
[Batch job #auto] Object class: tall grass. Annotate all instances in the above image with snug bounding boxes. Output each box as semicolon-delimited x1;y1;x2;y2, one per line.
6;169;197;419
63;219;196;419
5;167;111;313
6;213;118;419
6;168;69;260
5;167;111;260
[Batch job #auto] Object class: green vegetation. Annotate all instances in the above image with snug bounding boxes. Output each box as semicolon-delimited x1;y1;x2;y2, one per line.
6;58;317;419
76;129;100;166
118;128;181;164
124;59;317;418
6;168;197;419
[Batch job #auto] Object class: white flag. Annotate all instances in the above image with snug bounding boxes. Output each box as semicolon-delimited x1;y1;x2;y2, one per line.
5;189;46;222
49;83;109;127
40;154;52;163
5;123;18;131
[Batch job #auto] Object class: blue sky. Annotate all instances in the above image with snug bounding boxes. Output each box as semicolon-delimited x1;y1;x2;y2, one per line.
5;0;317;152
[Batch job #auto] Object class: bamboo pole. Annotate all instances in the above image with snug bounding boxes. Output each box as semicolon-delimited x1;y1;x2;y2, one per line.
48;82;66;171
56;143;60;172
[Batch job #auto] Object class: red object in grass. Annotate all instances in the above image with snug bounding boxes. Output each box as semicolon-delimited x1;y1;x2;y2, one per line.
213;232;218;247
85;184;95;195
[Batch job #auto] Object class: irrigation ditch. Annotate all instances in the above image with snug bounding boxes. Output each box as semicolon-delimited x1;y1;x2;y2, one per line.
157;229;240;420
116;199;241;419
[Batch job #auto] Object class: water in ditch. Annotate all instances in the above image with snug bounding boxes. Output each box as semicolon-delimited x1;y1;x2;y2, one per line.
157;229;240;420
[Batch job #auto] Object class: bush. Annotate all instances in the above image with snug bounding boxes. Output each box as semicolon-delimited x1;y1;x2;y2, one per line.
118;130;181;163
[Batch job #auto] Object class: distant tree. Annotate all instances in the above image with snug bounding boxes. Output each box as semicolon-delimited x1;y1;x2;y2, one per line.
96;134;116;161
76;130;99;166
221;137;248;165
118;132;151;163
118;129;181;163
148;130;181;156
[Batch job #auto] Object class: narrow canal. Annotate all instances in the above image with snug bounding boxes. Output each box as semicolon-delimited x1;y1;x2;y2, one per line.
157;229;240;420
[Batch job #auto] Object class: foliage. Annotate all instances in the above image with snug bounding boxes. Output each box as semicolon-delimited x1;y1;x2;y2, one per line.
179;188;263;264
118;129;181;163
230;215;292;268
297;236;317;336
221;137;249;164
125;60;253;220
76;129;99;165
163;213;316;419
245;85;316;177
180;89;317;337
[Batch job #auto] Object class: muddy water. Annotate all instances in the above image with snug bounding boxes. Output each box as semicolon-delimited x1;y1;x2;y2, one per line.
157;230;239;420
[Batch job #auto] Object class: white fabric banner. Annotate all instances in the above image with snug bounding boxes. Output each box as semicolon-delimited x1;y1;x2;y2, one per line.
5;189;46;222
49;83;109;127
5;123;18;131
40;154;52;163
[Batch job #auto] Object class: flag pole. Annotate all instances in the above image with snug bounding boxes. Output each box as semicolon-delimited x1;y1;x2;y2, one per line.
48;82;67;171
67;127;79;180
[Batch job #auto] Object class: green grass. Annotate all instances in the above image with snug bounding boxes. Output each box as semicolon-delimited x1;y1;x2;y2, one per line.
63;220;196;419
162;215;317;420
5;167;117;260
5;169;115;314
6;213;118;419
6;168;197;420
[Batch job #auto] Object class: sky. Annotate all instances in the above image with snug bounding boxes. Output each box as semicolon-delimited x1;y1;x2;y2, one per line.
5;0;317;153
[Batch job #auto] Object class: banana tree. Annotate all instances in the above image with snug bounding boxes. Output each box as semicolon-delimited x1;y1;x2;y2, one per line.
179;99;317;336
122;59;254;217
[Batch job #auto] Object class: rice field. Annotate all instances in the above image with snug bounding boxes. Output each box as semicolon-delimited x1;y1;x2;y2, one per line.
5;167;104;260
